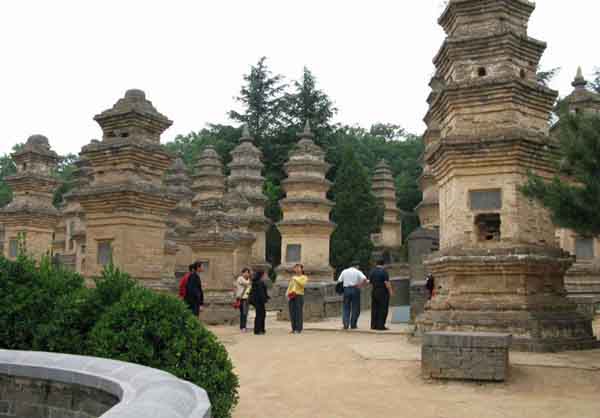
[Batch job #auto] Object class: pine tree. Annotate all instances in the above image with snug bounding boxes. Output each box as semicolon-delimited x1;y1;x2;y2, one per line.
228;57;287;142
521;113;600;237
330;146;382;274
0;153;15;207
283;67;337;136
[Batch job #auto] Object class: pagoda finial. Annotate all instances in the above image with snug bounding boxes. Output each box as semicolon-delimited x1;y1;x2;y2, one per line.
240;125;253;143
297;120;315;141
572;66;587;89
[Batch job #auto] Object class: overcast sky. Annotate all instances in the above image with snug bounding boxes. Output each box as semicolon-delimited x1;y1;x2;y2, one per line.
1;0;598;156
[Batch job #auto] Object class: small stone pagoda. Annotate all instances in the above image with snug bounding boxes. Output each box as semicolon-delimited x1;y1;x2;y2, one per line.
73;89;177;288
417;0;597;351
371;160;402;253
554;68;600;315
228;126;270;272
1;135;61;260
275;122;337;320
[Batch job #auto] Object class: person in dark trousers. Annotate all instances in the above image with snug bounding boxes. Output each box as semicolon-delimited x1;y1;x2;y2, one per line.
337;260;368;330
185;262;204;316
250;270;269;335
369;259;394;330
287;263;308;334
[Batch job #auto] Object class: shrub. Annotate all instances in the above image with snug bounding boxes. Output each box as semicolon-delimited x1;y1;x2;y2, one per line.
0;255;83;350
87;286;239;418
33;264;136;353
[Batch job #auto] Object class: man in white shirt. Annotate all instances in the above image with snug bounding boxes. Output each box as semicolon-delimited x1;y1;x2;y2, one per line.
337;260;368;330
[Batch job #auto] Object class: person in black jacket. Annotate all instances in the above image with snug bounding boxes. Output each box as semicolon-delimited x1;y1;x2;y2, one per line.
185;262;204;316
250;270;269;335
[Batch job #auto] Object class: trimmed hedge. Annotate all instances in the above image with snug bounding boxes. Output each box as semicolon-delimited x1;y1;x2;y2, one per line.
0;256;239;418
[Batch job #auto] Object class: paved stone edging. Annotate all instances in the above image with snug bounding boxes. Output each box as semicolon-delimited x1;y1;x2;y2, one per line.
0;350;211;418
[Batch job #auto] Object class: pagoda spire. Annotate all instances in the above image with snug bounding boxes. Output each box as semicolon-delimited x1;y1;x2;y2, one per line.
572;66;588;90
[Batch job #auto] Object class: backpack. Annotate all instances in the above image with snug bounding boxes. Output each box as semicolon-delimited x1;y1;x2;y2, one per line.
179;272;191;299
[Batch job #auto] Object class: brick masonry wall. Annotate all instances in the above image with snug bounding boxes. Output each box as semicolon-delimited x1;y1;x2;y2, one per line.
0;374;117;418
421;332;511;382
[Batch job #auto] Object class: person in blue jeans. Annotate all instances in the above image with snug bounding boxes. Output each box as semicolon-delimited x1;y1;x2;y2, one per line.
337;260;368;330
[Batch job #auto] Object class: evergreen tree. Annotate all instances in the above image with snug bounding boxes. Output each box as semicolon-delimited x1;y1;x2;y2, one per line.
0;153;16;207
282;67;337;137
521;113;600;237
228;57;286;142
330;146;382;274
591;68;600;94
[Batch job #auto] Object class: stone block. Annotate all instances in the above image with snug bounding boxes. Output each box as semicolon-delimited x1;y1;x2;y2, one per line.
422;331;511;382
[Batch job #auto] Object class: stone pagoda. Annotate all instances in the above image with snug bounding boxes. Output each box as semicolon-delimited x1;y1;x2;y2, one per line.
417;0;597;351
554;68;600;315
55;157;93;272
180;146;255;324
164;156;195;278
1;135;61;260
275;122;337;320
371;160;402;262
228;126;270;271
73;89;177;288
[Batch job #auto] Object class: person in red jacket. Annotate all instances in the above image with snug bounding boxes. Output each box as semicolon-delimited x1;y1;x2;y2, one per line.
178;264;195;299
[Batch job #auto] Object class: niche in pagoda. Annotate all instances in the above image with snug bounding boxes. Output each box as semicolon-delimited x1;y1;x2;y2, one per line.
416;0;597;351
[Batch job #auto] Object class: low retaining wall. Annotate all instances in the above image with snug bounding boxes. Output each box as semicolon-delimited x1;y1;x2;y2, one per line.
0;350;211;418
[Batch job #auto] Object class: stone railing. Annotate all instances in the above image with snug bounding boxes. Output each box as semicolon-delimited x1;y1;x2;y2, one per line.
0;350;211;418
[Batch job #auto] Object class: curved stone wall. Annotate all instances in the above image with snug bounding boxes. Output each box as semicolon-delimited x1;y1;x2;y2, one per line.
0;350;211;418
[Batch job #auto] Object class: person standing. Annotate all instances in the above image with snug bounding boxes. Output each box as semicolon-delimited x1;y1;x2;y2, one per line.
250;270;269;335
287;263;308;334
369;259;394;331
235;267;252;332
185;262;204;316
337;260;368;330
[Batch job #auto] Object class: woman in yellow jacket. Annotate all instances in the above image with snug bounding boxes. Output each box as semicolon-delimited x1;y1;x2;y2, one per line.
287;263;308;334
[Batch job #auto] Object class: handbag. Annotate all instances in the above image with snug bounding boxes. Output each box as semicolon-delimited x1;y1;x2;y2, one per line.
287;291;297;301
335;281;344;295
232;298;241;309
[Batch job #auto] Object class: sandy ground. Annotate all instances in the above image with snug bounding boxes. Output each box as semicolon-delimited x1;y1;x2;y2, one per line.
210;314;600;418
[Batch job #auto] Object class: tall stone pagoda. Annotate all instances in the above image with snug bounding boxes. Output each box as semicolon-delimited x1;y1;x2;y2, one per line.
73;89;177;288
182;146;255;324
1;135;61;260
417;0;597;351
275;122;337;320
554;68;600;315
371;160;402;262
228;126;270;271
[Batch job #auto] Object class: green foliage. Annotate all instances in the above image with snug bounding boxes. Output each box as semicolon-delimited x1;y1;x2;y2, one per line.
88;286;238;418
536;66;561;87
592;67;600;94
0;255;83;350
53;153;79;206
228;57;287;141
0;148;18;207
0;257;238;418
521;113;600;237
330;146;382;274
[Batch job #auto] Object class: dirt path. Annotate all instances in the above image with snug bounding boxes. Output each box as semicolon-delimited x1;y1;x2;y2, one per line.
210;322;600;418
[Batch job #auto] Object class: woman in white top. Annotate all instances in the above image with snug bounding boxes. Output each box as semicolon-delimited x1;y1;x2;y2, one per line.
235;267;252;332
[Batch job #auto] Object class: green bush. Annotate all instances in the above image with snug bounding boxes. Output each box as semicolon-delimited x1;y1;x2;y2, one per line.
0;256;239;418
88;286;239;418
0;255;83;350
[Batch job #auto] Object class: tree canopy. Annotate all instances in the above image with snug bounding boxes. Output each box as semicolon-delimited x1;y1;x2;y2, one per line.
522;112;600;237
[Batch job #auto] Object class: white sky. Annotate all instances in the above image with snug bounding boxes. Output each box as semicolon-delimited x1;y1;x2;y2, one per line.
1;0;598;156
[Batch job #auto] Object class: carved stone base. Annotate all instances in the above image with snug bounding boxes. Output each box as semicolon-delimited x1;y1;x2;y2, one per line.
416;246;598;352
565;262;600;317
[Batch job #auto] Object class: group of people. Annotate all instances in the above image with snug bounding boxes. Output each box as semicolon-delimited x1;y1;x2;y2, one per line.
181;257;409;333
230;259;397;334
234;263;308;335
336;258;394;331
